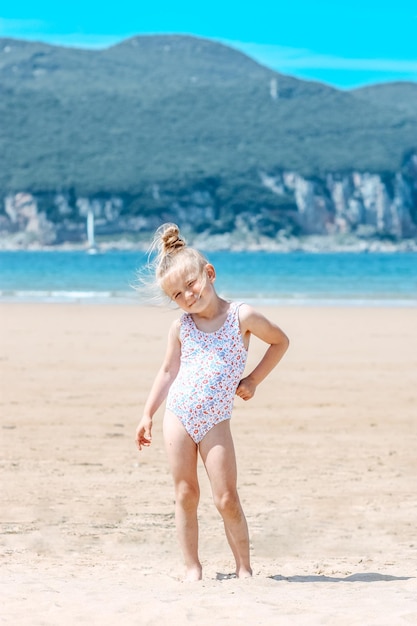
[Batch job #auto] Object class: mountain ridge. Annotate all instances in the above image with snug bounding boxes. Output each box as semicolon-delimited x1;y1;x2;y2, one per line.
0;35;416;246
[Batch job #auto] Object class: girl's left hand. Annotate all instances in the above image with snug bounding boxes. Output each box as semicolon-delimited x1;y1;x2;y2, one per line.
236;376;256;401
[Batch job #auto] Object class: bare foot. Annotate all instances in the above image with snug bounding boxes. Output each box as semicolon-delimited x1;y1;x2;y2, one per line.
185;566;202;582
236;567;253;579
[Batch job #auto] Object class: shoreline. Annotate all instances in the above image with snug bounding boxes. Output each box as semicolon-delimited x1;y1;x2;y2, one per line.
1;293;417;307
1;234;417;253
0;289;417;311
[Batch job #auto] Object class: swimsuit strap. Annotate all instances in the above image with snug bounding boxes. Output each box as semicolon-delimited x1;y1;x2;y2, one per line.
181;301;242;334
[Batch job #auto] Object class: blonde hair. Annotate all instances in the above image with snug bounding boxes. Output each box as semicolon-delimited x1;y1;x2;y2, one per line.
151;223;209;293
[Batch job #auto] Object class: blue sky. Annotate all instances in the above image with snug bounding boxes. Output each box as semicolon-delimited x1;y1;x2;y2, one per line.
1;1;416;89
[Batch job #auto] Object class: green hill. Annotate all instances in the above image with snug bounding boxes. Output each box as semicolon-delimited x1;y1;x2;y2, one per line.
352;82;417;118
0;34;416;245
1;34;416;200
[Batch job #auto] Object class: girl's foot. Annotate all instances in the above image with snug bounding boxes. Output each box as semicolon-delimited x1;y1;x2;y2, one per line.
185;565;202;582
236;567;253;579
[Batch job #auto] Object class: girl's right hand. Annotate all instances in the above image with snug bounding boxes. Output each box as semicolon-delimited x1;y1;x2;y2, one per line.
135;417;153;451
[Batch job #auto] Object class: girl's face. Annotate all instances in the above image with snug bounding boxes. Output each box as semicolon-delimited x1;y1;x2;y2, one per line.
163;264;215;311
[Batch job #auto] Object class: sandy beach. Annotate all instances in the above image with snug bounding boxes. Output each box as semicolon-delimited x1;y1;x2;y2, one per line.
1;302;416;625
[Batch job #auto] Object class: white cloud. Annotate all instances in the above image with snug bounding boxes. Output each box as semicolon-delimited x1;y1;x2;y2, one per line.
0;17;46;35
0;18;123;49
225;40;417;74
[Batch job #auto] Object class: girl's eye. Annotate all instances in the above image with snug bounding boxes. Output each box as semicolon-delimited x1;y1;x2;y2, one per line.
188;280;195;287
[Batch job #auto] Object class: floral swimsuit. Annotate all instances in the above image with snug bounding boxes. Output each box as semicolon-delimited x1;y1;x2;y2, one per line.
166;302;248;443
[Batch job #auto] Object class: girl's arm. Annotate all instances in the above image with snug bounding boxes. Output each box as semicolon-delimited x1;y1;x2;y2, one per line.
135;320;181;450
236;304;289;401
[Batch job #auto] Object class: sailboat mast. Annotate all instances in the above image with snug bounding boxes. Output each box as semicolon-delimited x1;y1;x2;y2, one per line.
87;209;95;248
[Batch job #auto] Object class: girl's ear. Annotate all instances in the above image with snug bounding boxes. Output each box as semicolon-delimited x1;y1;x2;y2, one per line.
205;264;216;283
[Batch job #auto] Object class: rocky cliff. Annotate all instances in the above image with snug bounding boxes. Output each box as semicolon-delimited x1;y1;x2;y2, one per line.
2;152;416;250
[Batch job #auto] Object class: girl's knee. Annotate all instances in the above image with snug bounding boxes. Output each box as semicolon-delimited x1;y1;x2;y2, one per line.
176;481;200;510
214;490;240;517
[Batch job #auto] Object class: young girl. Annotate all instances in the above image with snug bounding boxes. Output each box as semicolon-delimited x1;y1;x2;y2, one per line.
135;223;289;581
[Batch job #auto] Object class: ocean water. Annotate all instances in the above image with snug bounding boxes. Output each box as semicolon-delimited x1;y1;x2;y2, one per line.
0;250;416;306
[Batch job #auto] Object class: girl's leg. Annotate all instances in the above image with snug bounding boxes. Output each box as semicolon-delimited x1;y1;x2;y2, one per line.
199;420;252;578
163;410;202;581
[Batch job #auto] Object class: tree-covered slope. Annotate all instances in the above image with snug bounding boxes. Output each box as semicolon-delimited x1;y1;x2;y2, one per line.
352;82;417;118
1;34;416;198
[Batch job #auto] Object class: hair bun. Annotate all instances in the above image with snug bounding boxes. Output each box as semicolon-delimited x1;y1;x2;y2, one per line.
158;223;186;255
147;222;208;289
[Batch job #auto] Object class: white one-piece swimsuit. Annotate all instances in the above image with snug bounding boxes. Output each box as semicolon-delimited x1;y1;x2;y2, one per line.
166;302;248;443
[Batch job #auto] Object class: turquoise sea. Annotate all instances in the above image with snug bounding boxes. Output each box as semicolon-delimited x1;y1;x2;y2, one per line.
0;250;416;306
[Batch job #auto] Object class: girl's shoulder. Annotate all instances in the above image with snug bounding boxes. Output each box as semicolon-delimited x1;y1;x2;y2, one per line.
235;301;253;331
168;317;182;339
175;312;193;336
236;303;273;335
235;301;254;320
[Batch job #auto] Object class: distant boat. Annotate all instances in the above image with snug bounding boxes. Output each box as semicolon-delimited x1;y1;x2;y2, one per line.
86;208;98;254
